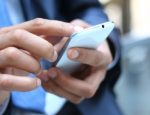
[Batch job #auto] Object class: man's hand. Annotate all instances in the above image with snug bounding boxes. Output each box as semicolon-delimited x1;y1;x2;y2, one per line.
41;19;112;104
0;18;74;104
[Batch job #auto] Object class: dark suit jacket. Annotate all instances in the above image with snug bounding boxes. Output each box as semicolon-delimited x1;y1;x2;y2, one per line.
7;0;122;115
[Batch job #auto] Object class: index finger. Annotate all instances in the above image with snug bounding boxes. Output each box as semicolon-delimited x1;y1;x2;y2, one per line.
71;19;90;28
0;30;57;62
0;18;75;37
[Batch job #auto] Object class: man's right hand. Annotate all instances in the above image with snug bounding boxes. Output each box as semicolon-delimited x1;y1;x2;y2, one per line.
0;18;74;104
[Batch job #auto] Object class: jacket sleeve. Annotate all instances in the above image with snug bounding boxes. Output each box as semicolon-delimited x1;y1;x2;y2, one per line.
57;0;121;91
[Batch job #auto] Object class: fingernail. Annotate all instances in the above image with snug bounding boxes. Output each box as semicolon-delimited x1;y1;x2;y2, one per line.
37;70;49;82
49;69;57;79
68;49;79;59
48;51;58;62
36;69;43;76
37;79;41;86
74;26;84;32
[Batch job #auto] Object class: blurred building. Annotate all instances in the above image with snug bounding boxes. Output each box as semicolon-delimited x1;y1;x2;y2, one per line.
100;0;150;36
99;0;150;115
130;0;150;37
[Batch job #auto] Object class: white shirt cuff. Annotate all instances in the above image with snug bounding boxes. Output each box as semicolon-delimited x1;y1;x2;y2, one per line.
0;96;10;115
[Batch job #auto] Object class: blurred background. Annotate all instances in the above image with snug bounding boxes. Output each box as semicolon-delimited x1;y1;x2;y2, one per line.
99;0;150;115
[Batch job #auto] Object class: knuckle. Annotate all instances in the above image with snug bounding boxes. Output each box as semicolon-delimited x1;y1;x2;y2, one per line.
32;18;46;27
84;86;95;98
0;76;12;90
43;43;54;57
71;97;82;104
93;57;101;67
92;52;103;67
58;22;66;36
71;19;82;24
10;29;26;43
55;21;73;36
5;47;19;61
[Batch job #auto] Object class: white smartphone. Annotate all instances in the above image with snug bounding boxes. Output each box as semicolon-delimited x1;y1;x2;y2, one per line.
53;21;115;73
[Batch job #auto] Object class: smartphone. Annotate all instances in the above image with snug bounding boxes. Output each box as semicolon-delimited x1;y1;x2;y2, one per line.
53;21;115;73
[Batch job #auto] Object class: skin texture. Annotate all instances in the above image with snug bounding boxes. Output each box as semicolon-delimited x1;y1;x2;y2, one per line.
0;18;75;105
0;18;112;105
40;19;113;104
